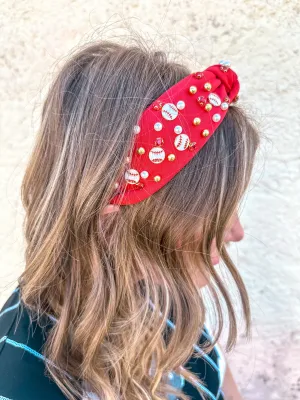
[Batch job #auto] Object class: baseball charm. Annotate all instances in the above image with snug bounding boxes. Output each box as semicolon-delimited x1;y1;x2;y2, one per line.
161;103;178;120
125;169;140;184
174;134;190;151
208;93;221;106
149;147;166;164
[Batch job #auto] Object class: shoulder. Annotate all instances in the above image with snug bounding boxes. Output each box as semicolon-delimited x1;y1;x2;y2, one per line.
0;287;67;400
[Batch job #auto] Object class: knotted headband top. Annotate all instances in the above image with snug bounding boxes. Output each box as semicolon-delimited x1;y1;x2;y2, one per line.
109;61;240;205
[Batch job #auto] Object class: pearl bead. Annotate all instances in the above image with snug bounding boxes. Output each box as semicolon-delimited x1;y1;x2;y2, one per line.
114;182;119;189
212;113;221;122
193;117;201;126
154;122;163;131
220;102;229;110
205;104;212;112
137;147;145;155
219;60;231;68
168;154;176;161
140;171;149;179
174;125;182;134
202;129;210;137
204;82;212;91
154;175;161;182
189;85;197;94
133;125;141;134
176;100;185;110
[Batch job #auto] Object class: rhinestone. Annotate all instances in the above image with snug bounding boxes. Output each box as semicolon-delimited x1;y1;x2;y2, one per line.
140;171;149;179
154;175;161;182
220;102;229;110
168;154;176;161
189;85;197;94
212;113;221;122
152;100;163;111
154;137;164;146
154;122;163;131
188;142;197;151
197;96;206;107
202;129;210;137
176;100;185;110
133;125;141;134
205;104;212;112
137;147;145;155
193;71;204;79
174;125;183;134
193;117;201;126
204;82;212;91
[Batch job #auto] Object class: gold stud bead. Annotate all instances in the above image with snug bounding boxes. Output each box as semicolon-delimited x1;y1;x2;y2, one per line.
189;85;197;94
201;129;210;137
154;175;161;182
205;103;212;112
168;154;176;161
204;82;212;91
193;117;201;126
137;147;145;155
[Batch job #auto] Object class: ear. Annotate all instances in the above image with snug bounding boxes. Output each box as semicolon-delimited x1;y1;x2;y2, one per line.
101;205;120;215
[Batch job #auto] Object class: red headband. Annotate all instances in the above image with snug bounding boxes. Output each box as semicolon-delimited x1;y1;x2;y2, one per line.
109;61;240;205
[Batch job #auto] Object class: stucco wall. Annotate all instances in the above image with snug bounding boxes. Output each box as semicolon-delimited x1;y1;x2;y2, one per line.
1;1;299;398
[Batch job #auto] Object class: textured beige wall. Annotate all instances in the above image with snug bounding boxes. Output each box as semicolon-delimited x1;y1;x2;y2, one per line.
1;1;300;399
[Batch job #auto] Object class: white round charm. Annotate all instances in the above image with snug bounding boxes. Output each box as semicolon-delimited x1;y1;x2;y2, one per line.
161;103;178;120
219;60;231;68
140;171;149;179
176;100;185;110
133;125;141;134
124;169;140;184
220;102;229;110
149;147;166;164
174;134;190;151
208;93;221;106
212;113;221;122
174;125;183;134
154;122;163;131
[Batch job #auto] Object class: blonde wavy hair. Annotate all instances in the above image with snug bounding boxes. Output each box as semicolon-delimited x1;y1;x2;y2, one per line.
19;38;260;400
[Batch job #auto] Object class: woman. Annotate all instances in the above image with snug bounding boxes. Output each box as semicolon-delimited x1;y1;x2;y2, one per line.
0;39;260;399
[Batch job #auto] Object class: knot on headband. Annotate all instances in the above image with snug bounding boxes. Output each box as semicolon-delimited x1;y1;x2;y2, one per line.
109;61;240;205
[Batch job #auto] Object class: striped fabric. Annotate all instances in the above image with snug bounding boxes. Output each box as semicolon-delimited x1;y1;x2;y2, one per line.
0;287;225;399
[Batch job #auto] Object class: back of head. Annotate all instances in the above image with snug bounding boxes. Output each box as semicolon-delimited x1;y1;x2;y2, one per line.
19;38;260;399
